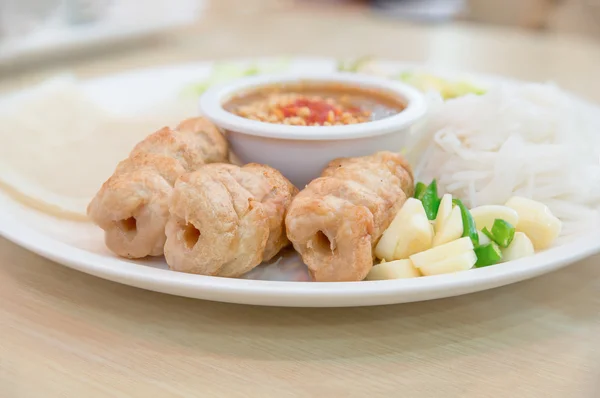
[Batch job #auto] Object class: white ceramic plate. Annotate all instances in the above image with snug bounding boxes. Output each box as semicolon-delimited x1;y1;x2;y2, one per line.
1;57;599;307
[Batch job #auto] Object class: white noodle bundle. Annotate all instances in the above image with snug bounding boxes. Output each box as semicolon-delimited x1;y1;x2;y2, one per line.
407;83;600;238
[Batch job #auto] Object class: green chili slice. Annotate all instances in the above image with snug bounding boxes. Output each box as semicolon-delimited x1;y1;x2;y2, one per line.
482;219;515;248
452;198;479;247
474;242;503;267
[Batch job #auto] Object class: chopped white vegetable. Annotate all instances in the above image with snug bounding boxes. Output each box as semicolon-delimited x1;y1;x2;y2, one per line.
434;194;453;233
477;230;491;246
409;237;474;269
433;205;463;247
375;198;433;261
505;196;562;250
470;205;519;231
366;259;421;280
392;217;434;260
501;232;535;262
418;250;477;276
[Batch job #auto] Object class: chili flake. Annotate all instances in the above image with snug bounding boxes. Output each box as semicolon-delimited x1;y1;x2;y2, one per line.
235;94;372;126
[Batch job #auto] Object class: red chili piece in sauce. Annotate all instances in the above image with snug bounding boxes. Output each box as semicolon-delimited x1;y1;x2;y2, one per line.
278;98;361;125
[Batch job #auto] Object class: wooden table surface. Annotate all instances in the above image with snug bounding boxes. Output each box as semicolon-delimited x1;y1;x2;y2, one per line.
1;3;600;397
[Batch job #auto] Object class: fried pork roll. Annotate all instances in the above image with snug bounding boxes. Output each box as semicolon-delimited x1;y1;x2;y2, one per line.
87;117;229;259
285;151;414;282
164;163;298;277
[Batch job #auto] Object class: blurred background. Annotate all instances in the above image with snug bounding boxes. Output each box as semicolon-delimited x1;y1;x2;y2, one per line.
1;0;598;70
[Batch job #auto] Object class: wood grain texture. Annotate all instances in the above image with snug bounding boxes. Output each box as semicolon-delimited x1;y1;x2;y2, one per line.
1;237;599;397
1;2;600;396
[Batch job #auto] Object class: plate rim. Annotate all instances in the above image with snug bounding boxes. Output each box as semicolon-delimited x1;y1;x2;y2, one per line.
1;207;599;302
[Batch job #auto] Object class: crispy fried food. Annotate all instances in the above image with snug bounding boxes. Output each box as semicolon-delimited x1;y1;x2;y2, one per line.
285;151;414;282
164;163;298;277
131;117;229;169
87;117;229;259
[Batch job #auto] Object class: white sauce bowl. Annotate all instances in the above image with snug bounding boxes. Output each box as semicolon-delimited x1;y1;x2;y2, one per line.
199;72;427;188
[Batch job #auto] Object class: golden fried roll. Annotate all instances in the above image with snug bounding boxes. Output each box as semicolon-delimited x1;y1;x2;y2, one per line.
87;117;229;259
285;151;414;282
131;117;229;169
164;163;298;277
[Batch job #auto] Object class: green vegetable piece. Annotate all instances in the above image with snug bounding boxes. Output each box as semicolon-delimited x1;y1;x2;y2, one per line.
338;55;374;72
414;182;427;200
397;71;486;100
398;71;414;82
180;82;211;96
180;59;290;98
474;242;503;268
452;199;480;247
482;227;495;243
421;180;441;220
482;219;515;248
451;81;487;98
243;65;260;76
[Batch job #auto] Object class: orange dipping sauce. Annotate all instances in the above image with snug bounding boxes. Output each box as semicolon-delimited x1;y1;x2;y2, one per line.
223;82;406;126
